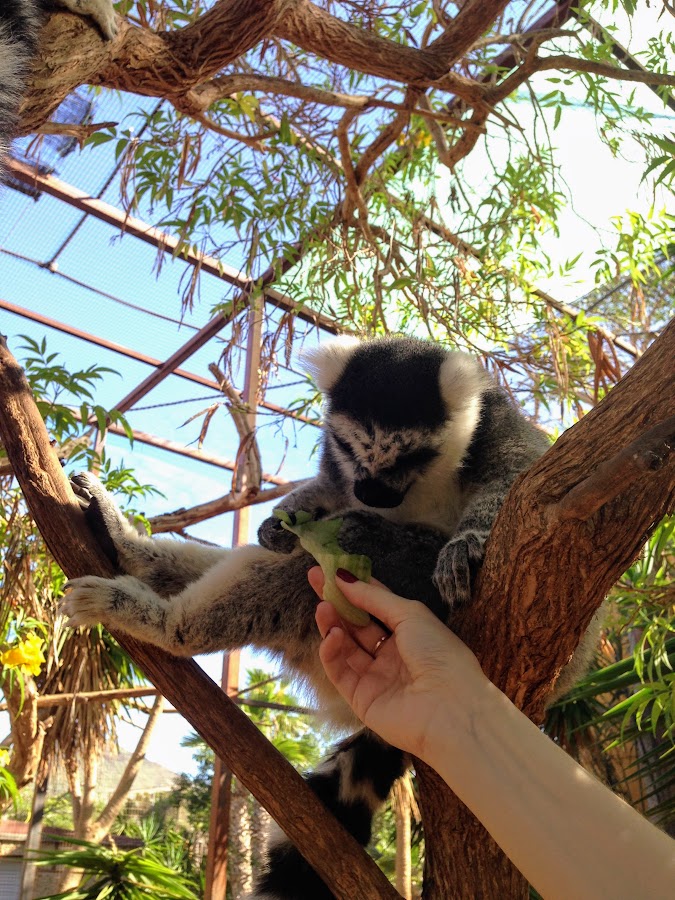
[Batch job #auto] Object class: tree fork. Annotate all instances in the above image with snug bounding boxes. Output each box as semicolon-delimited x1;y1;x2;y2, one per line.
418;318;675;898
0;335;399;900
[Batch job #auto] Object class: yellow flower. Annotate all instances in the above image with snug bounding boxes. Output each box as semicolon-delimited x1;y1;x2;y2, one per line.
0;748;10;767
0;632;46;677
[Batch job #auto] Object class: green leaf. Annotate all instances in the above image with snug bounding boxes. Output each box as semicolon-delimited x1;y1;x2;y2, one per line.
274;510;371;625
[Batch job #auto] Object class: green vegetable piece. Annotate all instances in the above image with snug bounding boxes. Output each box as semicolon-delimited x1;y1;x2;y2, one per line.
273;509;371;626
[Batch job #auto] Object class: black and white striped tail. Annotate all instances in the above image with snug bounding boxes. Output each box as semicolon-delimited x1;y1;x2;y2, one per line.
252;731;406;899
0;0;41;171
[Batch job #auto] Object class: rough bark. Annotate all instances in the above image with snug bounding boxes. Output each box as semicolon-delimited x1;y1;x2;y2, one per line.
0;336;399;900
229;778;254;899
418;319;675;898
18;0;294;132
16;0;514;136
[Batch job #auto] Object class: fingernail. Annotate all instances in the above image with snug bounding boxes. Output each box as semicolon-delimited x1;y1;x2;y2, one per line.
336;568;358;583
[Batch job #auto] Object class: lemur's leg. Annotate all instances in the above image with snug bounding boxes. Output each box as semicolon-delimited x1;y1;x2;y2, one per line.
253;731;406;899
72;473;226;596
57;0;118;39
60;542;298;656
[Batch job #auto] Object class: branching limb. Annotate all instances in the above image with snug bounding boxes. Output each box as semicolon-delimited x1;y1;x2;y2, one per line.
548;415;675;525
489;52;675;104
193;73;481;125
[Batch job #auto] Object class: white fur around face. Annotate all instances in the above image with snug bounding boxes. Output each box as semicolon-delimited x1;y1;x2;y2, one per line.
300;337;361;392
438;351;490;411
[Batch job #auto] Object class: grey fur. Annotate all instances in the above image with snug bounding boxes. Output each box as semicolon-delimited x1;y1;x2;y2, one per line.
0;0;116;176
62;473;448;729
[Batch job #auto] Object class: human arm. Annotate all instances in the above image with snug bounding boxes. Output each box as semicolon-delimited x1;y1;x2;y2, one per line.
312;571;675;900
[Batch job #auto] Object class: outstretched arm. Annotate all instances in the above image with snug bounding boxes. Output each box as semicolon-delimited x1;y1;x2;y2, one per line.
313;573;675;900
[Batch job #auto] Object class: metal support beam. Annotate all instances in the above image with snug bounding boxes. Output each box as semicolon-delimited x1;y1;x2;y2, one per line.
79;417;289;485
112;311;237;414
5;159;341;334
205;300;265;899
0;298;319;426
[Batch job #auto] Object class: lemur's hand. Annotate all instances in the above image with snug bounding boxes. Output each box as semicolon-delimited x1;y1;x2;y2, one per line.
432;530;488;608
70;472;127;568
257;513;301;554
59;0;119;40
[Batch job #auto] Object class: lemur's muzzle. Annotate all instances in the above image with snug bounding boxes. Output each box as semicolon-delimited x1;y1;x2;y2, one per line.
354;478;407;508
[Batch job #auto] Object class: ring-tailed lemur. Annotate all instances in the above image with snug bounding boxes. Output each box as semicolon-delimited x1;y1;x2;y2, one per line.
61;337;595;899
0;0;117;176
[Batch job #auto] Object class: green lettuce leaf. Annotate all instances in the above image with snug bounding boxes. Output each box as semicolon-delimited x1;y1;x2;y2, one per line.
273;509;371;626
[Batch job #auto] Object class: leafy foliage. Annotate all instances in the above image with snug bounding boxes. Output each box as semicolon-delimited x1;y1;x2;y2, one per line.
33;833;200;899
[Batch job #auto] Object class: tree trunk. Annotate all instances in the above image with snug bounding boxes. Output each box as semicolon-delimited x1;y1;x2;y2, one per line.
418;319;675;898
393;778;412;900
229;778;254;899
251;797;272;877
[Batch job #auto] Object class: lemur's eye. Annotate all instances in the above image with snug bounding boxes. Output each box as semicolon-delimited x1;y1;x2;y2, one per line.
331;433;356;460
391;447;440;473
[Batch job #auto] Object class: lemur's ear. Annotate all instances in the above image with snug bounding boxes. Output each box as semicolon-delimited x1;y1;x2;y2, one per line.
300;337;362;392
438;351;490;411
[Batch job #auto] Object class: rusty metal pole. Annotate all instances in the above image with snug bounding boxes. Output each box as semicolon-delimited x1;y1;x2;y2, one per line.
205;298;264;899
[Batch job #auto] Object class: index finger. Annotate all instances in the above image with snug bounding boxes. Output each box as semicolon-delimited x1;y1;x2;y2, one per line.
335;574;430;631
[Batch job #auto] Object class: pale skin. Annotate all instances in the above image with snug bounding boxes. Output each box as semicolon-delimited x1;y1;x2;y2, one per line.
310;569;675;900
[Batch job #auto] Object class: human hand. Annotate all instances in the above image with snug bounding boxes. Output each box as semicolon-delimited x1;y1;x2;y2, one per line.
310;568;488;762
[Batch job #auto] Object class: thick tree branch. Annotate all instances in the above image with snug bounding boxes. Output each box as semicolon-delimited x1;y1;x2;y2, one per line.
18;0;294;133
424;0;510;72
20;0;672;163
0;336;399;900
418;318;675;897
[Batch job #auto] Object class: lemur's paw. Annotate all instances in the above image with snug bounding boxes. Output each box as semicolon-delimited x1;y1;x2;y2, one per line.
71;471;125;531
71;471;128;562
61;0;119;40
257;514;299;554
60;576;120;627
92;0;118;40
433;530;488;607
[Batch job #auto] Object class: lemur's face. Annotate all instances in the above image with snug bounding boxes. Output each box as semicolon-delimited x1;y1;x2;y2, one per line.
325;414;443;508
314;338;453;509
